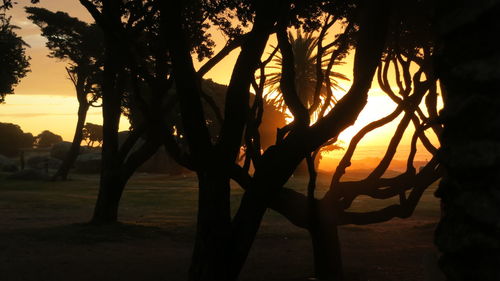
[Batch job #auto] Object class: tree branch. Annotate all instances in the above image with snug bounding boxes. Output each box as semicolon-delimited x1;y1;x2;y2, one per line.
276;17;310;128
197;34;248;77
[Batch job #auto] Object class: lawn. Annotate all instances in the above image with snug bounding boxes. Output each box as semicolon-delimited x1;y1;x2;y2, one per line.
0;171;443;281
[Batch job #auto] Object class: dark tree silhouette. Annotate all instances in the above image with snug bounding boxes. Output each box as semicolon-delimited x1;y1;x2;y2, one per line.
434;1;500;280
262;27;350;175
78;0;259;225
0;122;33;157
163;1;392;280
26;7;104;180
0;16;30;103
82;122;103;147
79;1;446;280
78;0;209;224
35;130;62;148
264;29;349;114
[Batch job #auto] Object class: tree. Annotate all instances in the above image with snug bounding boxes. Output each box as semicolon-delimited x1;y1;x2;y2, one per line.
35;130;62;148
0;16;30;103
78;0;198;224
163;1;392;280
26;7;104;180
434;1;500;280
79;1;445;281
0;0;39;102
82;122;103;147
264;29;349;115
262;22;353;176
0;122;33;157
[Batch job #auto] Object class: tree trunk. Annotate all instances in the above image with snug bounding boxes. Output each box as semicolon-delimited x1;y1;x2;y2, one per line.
91;173;125;224
309;226;343;281
434;2;500;280
189;170;232;281
309;197;343;280
52;98;89;180
91;3;123;224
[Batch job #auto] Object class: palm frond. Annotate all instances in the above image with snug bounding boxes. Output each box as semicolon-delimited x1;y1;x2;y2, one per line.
262;29;350;115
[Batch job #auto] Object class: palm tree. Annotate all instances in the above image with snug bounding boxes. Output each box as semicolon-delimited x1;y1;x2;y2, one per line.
263;29;349;174
264;29;349;118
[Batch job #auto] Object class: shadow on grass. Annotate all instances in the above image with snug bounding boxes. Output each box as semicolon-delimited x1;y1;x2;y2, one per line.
10;222;172;244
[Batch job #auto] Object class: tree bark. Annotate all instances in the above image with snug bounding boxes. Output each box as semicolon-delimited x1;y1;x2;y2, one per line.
309;199;343;281
162;3;233;280
189;170;232;281
434;1;500;280
90;0;124;224
91;174;125;223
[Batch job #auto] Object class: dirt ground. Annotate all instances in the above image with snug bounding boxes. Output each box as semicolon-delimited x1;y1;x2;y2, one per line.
0;172;445;281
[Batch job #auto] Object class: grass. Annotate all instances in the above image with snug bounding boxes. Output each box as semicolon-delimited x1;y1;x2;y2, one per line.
0;169;440;238
0;170;443;281
0;169;440;224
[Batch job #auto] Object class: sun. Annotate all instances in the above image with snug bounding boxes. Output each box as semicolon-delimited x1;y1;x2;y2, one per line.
337;93;399;146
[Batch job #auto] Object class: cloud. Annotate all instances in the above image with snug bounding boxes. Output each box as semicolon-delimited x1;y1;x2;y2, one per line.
11;19;36;28
23;34;47;48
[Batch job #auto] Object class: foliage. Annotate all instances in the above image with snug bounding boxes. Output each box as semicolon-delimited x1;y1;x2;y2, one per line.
0;122;33;156
0;17;30;102
35;130;62;148
264;30;349;112
26;7;105;180
82;122;103;147
25;7;104;103
26;7;103;66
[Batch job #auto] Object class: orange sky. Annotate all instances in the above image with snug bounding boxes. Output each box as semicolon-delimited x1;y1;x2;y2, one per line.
0;1;440;167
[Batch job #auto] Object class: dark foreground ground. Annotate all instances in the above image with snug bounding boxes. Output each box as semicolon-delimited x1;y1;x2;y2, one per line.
0;171;445;281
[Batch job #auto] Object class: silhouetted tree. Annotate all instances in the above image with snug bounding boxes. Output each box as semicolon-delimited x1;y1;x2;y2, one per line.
0;122;33;157
162;1;392;280
82;122;103;147
434;1;500;281
263;15;356;176
0;16;30;103
79;1;445;281
79;0;201;224
26;7;104;180
264;29;348;115
35;130;62;148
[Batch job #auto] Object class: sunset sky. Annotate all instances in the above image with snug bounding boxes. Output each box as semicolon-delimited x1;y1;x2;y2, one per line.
1;0;440;166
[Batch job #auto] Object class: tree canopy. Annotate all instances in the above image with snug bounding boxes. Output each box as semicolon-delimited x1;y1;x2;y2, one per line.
264;29;349;114
26;6;104;104
0;17;30;103
82;122;103;147
35;130;62;148
26;7;105;180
